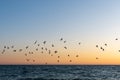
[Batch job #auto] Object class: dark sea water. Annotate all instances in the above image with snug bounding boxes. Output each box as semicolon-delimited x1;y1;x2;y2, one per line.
0;65;120;80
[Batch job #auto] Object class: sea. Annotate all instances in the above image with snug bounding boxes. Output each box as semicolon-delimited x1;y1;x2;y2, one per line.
0;65;120;80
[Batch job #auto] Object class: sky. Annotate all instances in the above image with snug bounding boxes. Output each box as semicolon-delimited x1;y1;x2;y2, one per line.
0;0;120;65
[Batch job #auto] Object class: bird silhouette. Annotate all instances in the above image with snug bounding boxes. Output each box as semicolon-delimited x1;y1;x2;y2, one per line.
26;46;29;49
19;49;22;52
54;51;58;53
52;44;54;47
60;38;63;41
25;53;27;56
96;57;99;60
115;38;118;40
64;41;66;43
48;50;51;54
36;48;38;51
43;41;46;44
13;50;16;52
41;47;44;50
29;52;33;54
2;49;5;54
64;46;67;49
38;44;40;46
41;51;43;53
76;55;79;57
102;49;104;51
3;49;5;52
118;50;120;52
58;56;60;58
11;46;14;48
69;60;72;62
68;54;70;57
96;45;98;48
26;59;30;62
57;60;60;63
105;44;107;46
4;46;6;48
45;48;47;51
2;52;4;54
7;47;9;49
34;40;37;45
33;60;35;62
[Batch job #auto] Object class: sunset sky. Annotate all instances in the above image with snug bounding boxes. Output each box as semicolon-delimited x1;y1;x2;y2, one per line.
1;0;120;65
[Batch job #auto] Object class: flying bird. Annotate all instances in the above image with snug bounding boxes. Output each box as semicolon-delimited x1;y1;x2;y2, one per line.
2;49;5;54
76;55;79;57
29;52;33;54
2;52;4;54
7;47;9;49
115;38;118;40
100;47;103;49
52;44;54;47
68;54;70;57
64;41;66;43
41;51;43;53
41;47;44;50
3;49;5;52
4;46;6;48
96;45;98;48
64;46;67;49
57;60;60;63
118;50;120;52
25;53;27;56
45;62;47;65
96;57;99;60
43;41;46;44
13;50;16;52
58;56;60;58
34;40;37;45
45;48;47;51
54;50;58;53
69;60;72;62
102;49;104;51
38;44;40;46
26;59;30;62
105;44;107;46
11;46;14;48
26;46;29;49
36;48;38;51
48;50;51;54
33;60;35;62
19;49;22;52
60;38;63;41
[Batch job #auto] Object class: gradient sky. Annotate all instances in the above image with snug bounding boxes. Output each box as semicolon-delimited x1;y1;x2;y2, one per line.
1;0;120;65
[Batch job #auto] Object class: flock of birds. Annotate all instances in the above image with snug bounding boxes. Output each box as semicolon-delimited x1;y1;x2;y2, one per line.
0;38;81;64
0;37;120;64
95;38;120;60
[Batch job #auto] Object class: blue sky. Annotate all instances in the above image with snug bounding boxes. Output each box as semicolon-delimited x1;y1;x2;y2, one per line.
0;0;120;46
1;0;120;64
0;0;120;41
